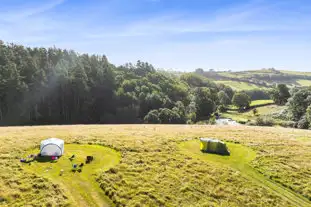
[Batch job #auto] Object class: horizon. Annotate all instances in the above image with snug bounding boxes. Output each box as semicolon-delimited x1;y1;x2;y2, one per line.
1;0;311;72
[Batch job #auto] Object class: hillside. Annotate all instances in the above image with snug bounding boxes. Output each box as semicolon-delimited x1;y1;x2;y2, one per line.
195;68;311;91
1;125;311;206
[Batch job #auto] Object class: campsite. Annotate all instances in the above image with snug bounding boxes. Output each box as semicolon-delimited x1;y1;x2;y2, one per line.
2;1;311;206
1;125;311;206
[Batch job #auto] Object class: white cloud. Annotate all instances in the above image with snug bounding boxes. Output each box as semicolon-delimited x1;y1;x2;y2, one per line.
0;0;65;22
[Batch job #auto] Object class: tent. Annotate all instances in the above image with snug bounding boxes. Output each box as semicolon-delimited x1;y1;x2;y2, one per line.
200;138;230;155
40;138;64;156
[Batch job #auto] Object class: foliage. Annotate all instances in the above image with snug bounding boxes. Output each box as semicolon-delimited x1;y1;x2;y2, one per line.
297;115;309;129
232;92;251;110
194;87;217;119
286;87;311;121
144;110;161;124
244;89;271;100
270;84;290;105
307;105;311;128
0;41;233;126
217;104;227;113
218;91;231;106
254;116;275;126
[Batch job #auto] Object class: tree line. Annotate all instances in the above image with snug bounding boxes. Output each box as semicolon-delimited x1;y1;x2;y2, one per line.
0;41;240;125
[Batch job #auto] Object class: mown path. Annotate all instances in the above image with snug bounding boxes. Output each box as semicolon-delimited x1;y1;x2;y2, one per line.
179;140;311;207
23;144;121;207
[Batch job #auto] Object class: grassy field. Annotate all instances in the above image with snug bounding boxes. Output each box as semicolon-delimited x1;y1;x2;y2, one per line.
23;144;120;206
222;105;285;123
281;70;311;77
215;81;267;91
1;125;311;206
250;100;274;106
179;140;309;206
297;79;311;86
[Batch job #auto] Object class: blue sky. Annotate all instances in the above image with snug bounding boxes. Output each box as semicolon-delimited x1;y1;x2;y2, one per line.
1;0;311;71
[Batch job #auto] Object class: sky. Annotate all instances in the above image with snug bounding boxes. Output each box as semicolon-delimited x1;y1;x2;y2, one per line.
0;0;311;71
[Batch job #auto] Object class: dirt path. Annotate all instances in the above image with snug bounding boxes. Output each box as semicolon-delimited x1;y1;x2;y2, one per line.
179;140;311;207
23;144;120;207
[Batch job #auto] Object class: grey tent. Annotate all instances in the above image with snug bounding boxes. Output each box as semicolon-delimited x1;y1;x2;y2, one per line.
200;138;230;155
40;138;64;156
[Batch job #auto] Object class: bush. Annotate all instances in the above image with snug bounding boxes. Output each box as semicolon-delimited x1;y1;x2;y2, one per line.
209;115;216;125
272;108;289;120
297;115;309;129
217;105;227;113
255;116;275;126
278;120;297;128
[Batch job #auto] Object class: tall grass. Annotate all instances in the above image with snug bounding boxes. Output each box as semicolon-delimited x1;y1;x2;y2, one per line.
0;125;311;206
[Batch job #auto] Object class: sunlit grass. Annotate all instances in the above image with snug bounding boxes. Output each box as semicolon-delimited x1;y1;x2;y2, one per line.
0;125;311;206
296;79;311;86
250;100;274;106
215;80;268;91
23;144;120;207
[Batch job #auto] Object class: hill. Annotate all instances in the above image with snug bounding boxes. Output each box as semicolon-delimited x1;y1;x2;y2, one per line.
195;68;311;91
1;125;311;206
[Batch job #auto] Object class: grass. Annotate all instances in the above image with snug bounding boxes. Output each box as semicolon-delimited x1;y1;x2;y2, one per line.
281;70;311;77
179;140;310;206
1;125;311;206
250;100;274;106
296;79;311;86
214;80;267;91
222;104;285;122
22;144;120;207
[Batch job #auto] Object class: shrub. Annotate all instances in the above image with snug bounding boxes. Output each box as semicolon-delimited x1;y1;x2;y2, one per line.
255;116;275;126
278;121;297;128
297;115;309;129
217;105;227;113
272;108;289;120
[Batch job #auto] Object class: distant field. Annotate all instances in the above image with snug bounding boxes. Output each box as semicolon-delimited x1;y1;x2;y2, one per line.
215;80;266;91
281;70;311;76
1;125;311;206
250;99;274;106
222;104;285;122
296;79;311;86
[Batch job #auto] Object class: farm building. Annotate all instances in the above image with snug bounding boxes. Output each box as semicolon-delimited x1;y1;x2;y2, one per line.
200;138;230;155
40;138;64;156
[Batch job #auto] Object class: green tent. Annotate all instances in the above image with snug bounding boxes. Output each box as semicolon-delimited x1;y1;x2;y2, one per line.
200;138;230;155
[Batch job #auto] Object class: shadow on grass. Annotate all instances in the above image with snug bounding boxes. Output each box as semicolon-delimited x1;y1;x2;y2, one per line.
35;156;61;163
201;150;230;156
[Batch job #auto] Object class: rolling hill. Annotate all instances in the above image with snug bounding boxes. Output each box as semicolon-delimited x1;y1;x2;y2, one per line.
195;68;311;91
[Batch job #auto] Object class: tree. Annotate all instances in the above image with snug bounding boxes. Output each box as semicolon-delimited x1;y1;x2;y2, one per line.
195;68;204;74
194;87;216;119
158;108;181;124
306;105;311;128
232;92;251;111
144;110;160;124
217;91;231;106
287;88;311;121
270;84;290;105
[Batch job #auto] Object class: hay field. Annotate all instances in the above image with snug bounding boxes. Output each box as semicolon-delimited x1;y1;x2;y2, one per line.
214;81;266;91
0;125;311;206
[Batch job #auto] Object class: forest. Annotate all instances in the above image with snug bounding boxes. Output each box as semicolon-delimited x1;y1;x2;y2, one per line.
0;41;235;125
1;40;311;128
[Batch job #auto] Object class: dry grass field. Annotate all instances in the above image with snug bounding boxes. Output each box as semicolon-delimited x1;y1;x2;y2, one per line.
0;125;311;206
